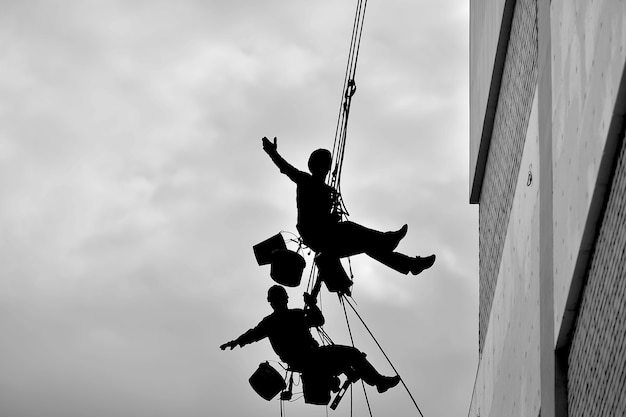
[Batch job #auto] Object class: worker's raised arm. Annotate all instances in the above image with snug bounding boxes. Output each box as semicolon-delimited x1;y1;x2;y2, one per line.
262;137;305;182
220;322;268;351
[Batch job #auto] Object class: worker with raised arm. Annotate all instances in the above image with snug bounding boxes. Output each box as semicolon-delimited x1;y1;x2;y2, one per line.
220;285;400;395
261;136;435;276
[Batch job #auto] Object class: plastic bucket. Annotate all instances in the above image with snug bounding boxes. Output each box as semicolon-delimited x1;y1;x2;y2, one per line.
253;234;287;266
301;372;332;405
270;250;306;287
249;362;286;401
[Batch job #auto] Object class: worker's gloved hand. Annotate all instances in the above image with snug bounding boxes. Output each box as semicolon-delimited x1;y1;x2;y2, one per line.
262;136;277;153
220;340;238;350
303;292;317;306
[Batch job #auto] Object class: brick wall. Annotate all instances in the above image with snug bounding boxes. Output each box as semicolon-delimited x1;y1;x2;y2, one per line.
478;0;538;354
567;132;626;417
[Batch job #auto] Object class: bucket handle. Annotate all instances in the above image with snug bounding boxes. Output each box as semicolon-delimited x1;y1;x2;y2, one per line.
279;230;307;255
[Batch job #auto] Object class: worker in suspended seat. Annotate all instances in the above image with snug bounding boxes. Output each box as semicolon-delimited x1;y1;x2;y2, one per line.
261;136;435;276
220;285;400;397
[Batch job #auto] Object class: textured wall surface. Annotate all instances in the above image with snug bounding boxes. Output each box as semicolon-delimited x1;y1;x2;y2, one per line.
478;0;538;353
551;0;626;335
469;93;541;417
470;1;626;416
567;134;626;417
469;0;507;192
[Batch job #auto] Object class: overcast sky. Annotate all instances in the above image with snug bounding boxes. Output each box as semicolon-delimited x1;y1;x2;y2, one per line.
0;1;477;416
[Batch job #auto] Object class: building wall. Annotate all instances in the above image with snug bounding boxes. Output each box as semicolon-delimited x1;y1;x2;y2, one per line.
551;0;626;339
476;0;538;354
469;0;626;416
469;0;508;193
469;91;541;417
568;130;626;417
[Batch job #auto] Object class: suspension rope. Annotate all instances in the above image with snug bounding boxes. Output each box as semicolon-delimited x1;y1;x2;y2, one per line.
280;390;286;417
329;0;369;218
342;295;426;417
340;295;373;417
340;295;356;346
361;379;373;417
306;261;317;296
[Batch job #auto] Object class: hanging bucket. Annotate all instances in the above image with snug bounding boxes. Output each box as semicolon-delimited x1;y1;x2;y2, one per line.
301;372;332;405
316;254;353;295
253;233;287;266
249;362;286;401
270;249;306;287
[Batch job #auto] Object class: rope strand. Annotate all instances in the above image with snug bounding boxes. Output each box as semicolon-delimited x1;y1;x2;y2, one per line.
329;0;369;211
342;296;426;417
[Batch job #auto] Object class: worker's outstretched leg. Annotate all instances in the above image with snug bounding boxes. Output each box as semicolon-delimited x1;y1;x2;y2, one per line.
367;250;436;275
322;221;407;257
301;221;435;275
315;345;400;393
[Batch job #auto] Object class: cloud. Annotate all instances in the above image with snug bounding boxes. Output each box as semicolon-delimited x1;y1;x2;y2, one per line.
0;1;475;416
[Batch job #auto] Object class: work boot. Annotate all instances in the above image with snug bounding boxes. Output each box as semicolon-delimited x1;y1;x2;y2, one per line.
376;375;401;393
384;224;408;251
410;254;436;275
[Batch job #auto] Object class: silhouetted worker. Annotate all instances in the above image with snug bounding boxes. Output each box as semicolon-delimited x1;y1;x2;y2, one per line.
220;285;401;395
261;136;435;275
